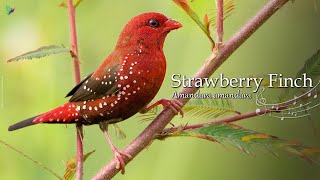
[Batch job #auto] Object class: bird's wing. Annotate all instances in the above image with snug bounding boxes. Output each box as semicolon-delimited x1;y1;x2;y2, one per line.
65;73;93;98
68;54;121;102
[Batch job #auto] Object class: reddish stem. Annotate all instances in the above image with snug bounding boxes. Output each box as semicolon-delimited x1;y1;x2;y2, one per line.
68;0;81;84
217;0;224;44
67;0;83;180
162;109;271;134
76;124;84;179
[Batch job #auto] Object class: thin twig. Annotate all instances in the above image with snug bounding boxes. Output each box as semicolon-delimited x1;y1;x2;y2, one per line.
161;109;271;134
217;0;224;44
76;124;84;180
0;140;63;180
67;0;83;180
92;0;289;179
67;0;81;84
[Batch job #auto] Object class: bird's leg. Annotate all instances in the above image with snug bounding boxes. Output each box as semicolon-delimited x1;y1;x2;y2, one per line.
99;122;132;174
141;99;184;117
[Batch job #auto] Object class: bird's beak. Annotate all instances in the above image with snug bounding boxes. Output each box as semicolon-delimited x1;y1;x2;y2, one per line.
164;19;183;32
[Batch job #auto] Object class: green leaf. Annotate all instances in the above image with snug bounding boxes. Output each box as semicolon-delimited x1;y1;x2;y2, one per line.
203;14;211;37
138;98;238;122
172;0;235;47
138;104;161;122
280;48;320;101
172;0;215;46
112;124;127;139
64;150;95;180
7;45;70;62
158;123;320;164
59;0;84;8
209;0;235;29
296;48;320;82
183;98;238;121
5;5;14;15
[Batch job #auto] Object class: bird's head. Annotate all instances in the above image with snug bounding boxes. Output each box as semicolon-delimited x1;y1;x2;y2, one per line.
116;12;182;50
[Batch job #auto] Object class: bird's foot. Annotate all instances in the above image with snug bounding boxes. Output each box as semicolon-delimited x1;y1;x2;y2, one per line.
156;99;184;117
111;146;132;174
101;123;132;174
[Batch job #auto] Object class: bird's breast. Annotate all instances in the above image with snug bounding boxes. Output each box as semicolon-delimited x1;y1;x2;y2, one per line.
77;49;167;124
115;50;166;119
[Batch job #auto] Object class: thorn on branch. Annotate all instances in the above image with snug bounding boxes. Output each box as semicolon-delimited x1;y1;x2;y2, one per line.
69;49;77;58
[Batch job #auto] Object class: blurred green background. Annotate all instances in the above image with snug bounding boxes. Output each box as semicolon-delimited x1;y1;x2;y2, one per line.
1;0;320;179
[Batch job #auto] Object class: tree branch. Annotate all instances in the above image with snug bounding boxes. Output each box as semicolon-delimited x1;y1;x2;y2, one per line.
67;0;83;180
92;0;289;179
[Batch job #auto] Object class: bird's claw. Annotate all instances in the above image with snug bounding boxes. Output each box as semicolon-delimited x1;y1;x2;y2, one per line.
160;99;184;117
144;99;184;117
112;147;132;174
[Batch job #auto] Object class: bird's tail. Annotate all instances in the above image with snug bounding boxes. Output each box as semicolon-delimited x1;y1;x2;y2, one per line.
8;116;40;131
8;102;81;131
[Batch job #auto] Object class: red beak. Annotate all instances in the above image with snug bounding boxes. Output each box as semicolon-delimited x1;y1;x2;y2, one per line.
164;19;183;32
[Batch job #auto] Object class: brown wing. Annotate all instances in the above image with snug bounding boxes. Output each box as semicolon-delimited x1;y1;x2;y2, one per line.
68;54;121;102
65;73;93;98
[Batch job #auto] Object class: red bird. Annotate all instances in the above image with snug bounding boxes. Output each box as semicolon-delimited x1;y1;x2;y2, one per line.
8;12;183;173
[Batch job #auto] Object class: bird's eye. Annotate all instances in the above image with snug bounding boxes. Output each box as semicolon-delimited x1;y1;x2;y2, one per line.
148;18;160;28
